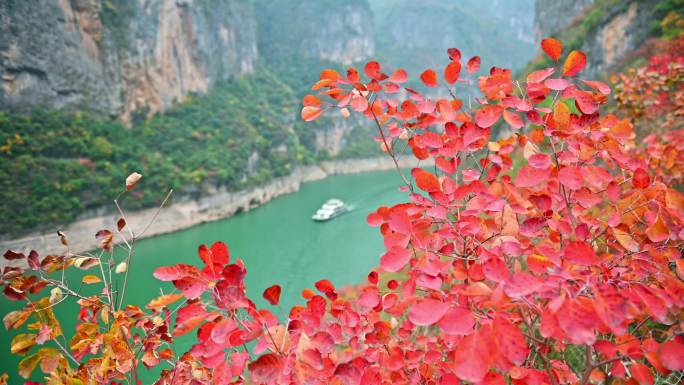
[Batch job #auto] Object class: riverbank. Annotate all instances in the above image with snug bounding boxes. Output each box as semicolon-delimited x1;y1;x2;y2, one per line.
1;157;416;256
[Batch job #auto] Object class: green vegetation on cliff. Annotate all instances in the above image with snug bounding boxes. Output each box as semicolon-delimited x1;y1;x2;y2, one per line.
0;69;309;236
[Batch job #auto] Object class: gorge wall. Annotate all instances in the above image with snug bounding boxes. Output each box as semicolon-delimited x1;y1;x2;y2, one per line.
533;0;659;76
0;0;258;120
0;0;379;121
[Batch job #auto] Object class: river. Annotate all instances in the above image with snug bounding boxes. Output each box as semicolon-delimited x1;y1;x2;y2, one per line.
0;169;406;382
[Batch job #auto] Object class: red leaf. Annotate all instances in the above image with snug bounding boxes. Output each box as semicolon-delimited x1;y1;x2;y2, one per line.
466;56;481;74
515;165;550;188
633;168;650;189
95;229;113;252
494;317;529;366
380;246;411;273
575;90;599;115
557;298;599;345
408;298;449;326
526;67;555;83
452;331;489;383
366;212;383;227
582;79;611;95
389;68;408;83
315;279;336;295
541;37;563;61
447;48;462;61
248;354;284;383
483;257;510;284
116;217;126;232
351;95;368;112
438;306;475;335
420;69;438;87
564;241;597;266
153;264;191;281
504;272;543;297
563;50;587;77
174;302;208;337
412;168;441;192
503;109;523;129
658;339;684;371
544;78;570;90
528;153;551;169
3;250;25;260
559;166;583;190
364;61;381;79
388;208;411;234
444;61;461;84
475;104;503;128
631;363;654;385
262;285;281;306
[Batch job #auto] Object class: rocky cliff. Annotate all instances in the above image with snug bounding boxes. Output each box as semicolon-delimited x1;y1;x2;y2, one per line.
532;0;659;76
0;0;258;120
255;0;375;66
534;0;594;41
370;0;536;73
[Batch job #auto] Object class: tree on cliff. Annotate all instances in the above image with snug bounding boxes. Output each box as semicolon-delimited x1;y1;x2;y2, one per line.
2;37;684;385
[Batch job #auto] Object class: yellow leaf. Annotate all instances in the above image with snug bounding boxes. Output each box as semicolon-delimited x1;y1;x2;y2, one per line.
81;275;101;285
146;293;184;310
3;309;31;330
11;333;36;355
17;353;40;379
613;228;640;252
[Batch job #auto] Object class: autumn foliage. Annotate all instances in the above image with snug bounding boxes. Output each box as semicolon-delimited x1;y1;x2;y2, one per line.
3;36;684;385
612;34;684;135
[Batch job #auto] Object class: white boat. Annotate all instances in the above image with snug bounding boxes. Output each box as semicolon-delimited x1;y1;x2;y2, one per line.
312;198;348;221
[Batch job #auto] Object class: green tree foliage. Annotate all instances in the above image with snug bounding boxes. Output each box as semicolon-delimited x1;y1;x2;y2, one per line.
0;70;306;236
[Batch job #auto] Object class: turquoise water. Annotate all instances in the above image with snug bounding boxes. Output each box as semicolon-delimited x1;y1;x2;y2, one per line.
0;170;406;382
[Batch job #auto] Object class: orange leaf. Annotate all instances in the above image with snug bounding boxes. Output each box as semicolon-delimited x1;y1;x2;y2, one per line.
562;50;587;77
420;69;438;87
125;172;142;191
554;101;570;127
541;37;563;61
613;228;639;252
389;68;408;83
147;293;184;309
319;69;340;81
646;215;669;242
444;61;461;84
301;106;323;122
302;94;321;107
412;168;441;192
81;275;101;285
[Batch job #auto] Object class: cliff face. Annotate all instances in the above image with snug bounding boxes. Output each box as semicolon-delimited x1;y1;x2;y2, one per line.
0;0;258;120
533;0;658;76
370;0;536;73
256;0;375;66
534;0;594;41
